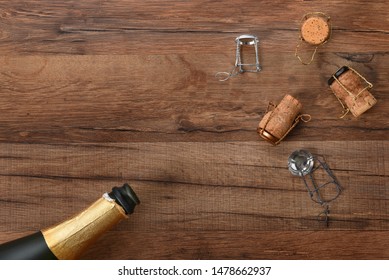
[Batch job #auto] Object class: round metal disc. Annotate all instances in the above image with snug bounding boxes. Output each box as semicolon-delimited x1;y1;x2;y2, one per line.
288;149;314;176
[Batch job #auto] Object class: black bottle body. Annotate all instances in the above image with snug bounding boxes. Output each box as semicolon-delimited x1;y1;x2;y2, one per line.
0;231;57;260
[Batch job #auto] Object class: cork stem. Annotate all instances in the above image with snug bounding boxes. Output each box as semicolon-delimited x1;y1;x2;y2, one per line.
274;114;311;145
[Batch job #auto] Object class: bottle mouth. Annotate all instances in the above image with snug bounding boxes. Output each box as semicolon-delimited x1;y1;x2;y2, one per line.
108;183;140;215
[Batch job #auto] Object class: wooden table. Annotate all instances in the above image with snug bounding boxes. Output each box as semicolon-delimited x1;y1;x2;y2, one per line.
0;0;388;259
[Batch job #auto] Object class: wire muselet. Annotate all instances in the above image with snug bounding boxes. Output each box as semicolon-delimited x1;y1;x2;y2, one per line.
288;150;342;227
216;34;262;81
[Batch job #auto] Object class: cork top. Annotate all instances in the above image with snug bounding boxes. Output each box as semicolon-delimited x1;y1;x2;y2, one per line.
328;66;349;85
301;16;330;45
108;183;140;215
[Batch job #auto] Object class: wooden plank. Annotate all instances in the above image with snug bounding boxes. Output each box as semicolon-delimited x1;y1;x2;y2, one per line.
0;54;387;143
0;0;387;143
0;141;387;232
0;1;388;55
80;231;389;260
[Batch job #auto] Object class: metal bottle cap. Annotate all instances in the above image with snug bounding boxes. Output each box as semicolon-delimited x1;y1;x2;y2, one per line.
288;149;314;176
258;129;280;145
328;66;349;86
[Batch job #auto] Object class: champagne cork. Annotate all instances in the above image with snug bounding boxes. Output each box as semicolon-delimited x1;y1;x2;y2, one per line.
328;66;377;117
257;94;308;145
301;16;330;45
295;12;331;65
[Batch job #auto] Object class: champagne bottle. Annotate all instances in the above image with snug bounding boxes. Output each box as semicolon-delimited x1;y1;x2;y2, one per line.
0;183;140;260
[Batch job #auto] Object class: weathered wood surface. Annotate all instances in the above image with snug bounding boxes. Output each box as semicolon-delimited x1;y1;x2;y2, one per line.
0;1;388;143
0;141;388;259
0;0;388;259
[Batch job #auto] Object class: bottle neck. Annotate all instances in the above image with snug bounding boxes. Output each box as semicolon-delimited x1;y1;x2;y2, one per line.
41;194;127;260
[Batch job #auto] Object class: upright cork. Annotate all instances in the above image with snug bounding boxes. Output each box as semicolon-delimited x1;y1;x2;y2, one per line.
295;12;331;65
301;15;330;45
257;94;309;145
328;66;377;118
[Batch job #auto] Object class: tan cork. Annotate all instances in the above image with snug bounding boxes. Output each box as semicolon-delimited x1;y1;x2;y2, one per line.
257;94;302;144
330;70;377;117
301;16;330;45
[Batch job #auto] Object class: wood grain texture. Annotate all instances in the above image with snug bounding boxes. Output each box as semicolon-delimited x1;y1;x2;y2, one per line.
0;1;388;143
0;142;388;246
0;0;388;259
82;231;389;260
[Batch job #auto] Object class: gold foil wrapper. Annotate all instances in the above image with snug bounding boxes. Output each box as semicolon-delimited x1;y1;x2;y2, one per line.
42;196;127;260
